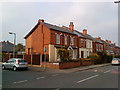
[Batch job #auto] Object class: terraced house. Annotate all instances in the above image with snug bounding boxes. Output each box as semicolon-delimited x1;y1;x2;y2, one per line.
25;19;120;63
93;37;104;53
25;20;78;62
74;29;93;58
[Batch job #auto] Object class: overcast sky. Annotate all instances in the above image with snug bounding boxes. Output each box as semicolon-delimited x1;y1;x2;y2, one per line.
1;1;118;46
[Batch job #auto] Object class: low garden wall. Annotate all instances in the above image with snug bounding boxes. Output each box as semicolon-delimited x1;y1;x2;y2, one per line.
81;58;93;66
41;61;81;69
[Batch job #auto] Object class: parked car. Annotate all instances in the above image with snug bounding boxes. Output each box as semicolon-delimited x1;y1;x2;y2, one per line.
2;58;28;71
111;58;120;65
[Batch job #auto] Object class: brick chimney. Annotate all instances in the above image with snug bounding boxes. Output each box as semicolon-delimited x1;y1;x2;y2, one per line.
69;22;74;32
82;29;87;36
38;19;44;23
106;40;109;43
109;41;111;44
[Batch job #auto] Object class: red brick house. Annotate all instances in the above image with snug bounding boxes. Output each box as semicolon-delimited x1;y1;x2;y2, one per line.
92;37;104;53
114;46;120;55
24;19;78;62
24;19;120;64
74;29;93;58
104;40;118;55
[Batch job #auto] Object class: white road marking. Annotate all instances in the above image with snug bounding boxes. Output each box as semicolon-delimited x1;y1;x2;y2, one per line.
52;74;59;77
55;88;60;90
13;80;28;84
36;76;45;80
76;74;99;83
104;70;111;73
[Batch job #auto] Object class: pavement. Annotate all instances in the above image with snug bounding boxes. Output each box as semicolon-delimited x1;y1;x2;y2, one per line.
27;63;111;73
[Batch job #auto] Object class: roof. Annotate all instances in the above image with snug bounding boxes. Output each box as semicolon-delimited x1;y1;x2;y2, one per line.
101;40;107;44
43;22;77;35
101;40;116;47
74;30;94;41
73;30;85;38
0;41;14;52
24;22;77;39
93;38;103;44
85;34;94;40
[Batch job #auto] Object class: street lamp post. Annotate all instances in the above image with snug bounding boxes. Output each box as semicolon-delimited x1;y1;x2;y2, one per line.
9;32;16;58
114;0;120;46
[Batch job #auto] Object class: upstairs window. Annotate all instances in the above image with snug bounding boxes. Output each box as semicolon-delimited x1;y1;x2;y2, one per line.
56;34;60;44
81;39;86;48
64;36;67;45
89;41;92;48
70;37;74;45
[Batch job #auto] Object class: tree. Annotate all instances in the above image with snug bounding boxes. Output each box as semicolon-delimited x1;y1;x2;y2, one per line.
89;51;113;64
16;43;25;52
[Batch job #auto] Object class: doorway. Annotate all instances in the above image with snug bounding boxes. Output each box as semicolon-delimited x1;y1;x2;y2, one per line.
81;51;84;58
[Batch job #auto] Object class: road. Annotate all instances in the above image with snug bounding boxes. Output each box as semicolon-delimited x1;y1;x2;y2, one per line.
2;65;120;89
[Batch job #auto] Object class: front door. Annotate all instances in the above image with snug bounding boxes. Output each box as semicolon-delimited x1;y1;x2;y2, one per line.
81;51;84;58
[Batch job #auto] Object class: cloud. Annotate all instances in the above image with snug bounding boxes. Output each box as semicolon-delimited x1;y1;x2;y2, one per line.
1;2;118;45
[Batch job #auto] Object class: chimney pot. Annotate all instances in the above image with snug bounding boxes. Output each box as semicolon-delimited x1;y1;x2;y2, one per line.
38;19;44;23
82;29;87;36
69;22;74;32
109;41;111;44
106;40;109;43
70;22;73;25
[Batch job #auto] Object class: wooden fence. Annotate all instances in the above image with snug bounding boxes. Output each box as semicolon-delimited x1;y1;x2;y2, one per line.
2;53;42;65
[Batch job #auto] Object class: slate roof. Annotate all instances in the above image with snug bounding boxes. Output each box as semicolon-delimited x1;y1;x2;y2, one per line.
24;22;77;39
43;22;77;35
74;30;95;41
73;30;85;38
92;38;103;44
0;41;14;53
101;40;116;47
75;30;103;44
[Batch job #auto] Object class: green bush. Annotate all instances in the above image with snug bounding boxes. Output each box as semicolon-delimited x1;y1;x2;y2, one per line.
57;46;71;62
89;51;113;64
57;46;80;62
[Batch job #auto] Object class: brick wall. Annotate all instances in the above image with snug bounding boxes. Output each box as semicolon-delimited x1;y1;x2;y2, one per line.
41;61;81;69
81;58;93;66
25;23;50;55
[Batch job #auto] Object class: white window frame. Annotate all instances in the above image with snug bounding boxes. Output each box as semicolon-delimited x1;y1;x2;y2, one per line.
70;37;74;45
64;35;67;45
56;34;60;44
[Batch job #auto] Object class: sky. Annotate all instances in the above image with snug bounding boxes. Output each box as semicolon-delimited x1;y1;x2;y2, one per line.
1;0;118;46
